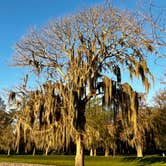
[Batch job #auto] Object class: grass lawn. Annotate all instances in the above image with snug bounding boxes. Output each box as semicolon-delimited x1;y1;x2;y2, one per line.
0;155;165;166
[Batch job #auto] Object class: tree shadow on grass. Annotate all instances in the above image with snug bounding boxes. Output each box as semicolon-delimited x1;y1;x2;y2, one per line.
123;156;166;165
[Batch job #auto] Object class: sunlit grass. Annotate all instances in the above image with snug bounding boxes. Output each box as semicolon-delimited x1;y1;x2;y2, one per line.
0;155;165;166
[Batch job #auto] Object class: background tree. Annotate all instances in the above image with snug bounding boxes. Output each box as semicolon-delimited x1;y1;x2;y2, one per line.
153;88;166;109
152;73;166;152
151;107;166;152
0;97;6;111
85;98;101;157
0;97;15;155
11;3;164;166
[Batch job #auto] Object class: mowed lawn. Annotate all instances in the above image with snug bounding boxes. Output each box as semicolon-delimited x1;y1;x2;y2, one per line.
0;155;165;166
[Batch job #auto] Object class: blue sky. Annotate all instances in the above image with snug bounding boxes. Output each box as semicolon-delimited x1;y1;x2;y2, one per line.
0;0;165;104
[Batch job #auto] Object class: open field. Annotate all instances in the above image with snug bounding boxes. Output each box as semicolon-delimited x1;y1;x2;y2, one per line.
0;155;165;166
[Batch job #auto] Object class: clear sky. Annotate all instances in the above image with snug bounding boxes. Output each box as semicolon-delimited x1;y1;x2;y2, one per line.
0;0;165;104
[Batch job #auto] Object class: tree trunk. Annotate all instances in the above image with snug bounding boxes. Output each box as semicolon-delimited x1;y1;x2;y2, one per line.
7;148;10;156
105;146;109;157
90;148;93;156
45;147;49;156
74;101;86;166
33;147;36;156
94;148;96;156
136;144;143;157
75;133;84;166
25;146;28;154
63;125;67;154
113;144;116;157
16;145;19;154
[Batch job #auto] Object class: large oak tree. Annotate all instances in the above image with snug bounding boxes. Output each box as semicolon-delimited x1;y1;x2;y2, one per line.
11;4;164;166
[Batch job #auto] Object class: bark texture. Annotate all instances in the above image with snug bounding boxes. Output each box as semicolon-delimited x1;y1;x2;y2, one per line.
136;144;143;157
75;133;84;166
105;146;109;157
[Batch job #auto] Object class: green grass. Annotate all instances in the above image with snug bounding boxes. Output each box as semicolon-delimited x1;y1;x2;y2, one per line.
0;155;165;166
